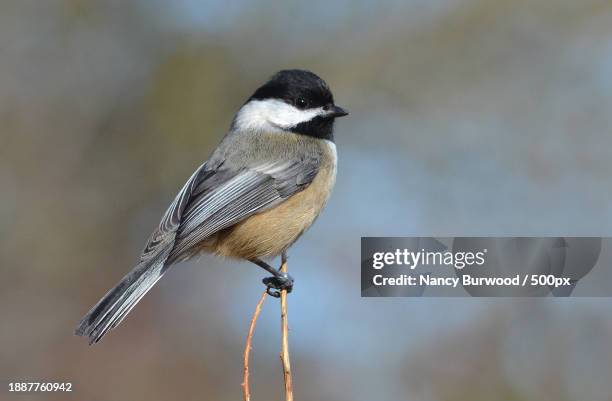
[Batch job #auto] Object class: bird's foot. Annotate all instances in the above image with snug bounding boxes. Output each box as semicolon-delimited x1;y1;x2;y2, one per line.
263;272;294;298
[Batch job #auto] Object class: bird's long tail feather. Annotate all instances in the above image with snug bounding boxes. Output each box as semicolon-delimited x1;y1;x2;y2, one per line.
75;246;172;344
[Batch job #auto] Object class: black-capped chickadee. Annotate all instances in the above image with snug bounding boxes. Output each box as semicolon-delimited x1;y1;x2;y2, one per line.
76;69;348;344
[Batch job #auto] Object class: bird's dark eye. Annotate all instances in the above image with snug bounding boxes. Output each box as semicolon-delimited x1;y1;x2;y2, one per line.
295;97;308;109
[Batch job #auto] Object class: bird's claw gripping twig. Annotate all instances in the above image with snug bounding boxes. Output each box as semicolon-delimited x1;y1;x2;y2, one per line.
263;272;294;298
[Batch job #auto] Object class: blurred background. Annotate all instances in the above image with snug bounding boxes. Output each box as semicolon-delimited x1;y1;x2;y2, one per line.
2;0;612;400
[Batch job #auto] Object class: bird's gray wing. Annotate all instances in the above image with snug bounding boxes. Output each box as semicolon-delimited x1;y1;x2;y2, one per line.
168;156;320;261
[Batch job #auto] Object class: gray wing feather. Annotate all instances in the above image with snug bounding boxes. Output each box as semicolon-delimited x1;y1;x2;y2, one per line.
169;157;319;261
136;162;208;260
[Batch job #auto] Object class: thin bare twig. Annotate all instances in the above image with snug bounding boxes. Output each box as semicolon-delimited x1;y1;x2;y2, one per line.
242;290;268;401
242;253;294;401
279;252;294;401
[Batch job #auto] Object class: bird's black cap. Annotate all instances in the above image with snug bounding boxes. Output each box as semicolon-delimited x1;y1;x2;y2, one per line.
250;69;335;110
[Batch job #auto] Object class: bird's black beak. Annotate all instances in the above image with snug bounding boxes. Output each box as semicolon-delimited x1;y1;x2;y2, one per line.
327;105;349;118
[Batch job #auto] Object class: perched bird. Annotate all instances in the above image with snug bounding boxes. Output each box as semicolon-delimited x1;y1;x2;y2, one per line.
76;69;348;344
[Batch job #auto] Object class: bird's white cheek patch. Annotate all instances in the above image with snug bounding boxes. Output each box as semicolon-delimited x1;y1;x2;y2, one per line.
234;99;324;132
